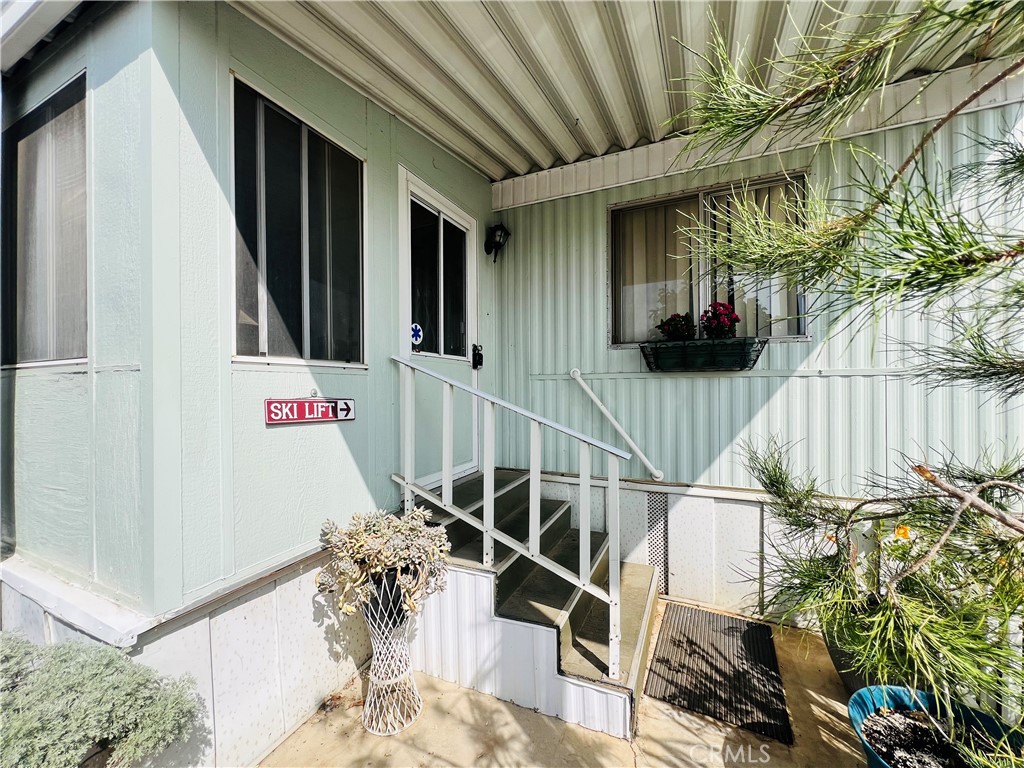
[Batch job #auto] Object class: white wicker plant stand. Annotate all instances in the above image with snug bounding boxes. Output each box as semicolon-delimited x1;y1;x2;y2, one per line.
360;572;423;736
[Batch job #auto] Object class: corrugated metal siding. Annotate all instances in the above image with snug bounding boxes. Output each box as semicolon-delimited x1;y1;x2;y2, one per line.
494;105;1024;496
410;565;632;739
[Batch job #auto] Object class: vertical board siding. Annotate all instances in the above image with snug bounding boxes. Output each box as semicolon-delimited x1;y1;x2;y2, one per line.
496;105;1024;495
1;3;147;607
174;4;494;608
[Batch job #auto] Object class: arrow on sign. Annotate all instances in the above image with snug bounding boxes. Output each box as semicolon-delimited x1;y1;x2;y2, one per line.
339;401;352;418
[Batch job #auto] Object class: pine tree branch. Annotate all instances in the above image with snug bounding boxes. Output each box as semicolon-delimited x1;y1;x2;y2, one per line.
913;465;1024;536
886;497;968;593
881;53;1024;200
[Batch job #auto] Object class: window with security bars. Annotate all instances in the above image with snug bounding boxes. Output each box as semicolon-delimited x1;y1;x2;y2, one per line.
233;79;362;363
611;177;806;344
1;75;88;365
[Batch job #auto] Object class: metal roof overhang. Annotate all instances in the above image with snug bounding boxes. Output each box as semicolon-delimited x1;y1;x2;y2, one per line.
231;0;1022;184
4;1;1019;183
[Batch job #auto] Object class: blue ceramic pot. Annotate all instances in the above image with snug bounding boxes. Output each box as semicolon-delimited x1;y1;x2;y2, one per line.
849;686;1018;768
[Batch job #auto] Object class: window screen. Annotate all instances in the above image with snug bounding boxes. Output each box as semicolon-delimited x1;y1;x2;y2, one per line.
2;75;87;364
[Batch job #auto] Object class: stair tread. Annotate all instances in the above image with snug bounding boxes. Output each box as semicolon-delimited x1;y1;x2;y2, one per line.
450;498;568;564
495;529;607;627
417;469;526;517
560;561;657;685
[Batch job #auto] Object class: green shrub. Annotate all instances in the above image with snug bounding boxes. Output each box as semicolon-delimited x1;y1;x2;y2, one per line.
0;632;200;768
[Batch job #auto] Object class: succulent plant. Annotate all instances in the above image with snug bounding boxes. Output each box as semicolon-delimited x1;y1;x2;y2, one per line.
316;507;450;615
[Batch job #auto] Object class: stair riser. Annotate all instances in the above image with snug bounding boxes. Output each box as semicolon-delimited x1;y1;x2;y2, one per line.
411;566;632;740
434;483;532;555
495;504;571;607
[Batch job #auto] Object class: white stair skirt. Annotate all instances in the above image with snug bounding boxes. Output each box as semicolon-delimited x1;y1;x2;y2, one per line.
409;565;632;740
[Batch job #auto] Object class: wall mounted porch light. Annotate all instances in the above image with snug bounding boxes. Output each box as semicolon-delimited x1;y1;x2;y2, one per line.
484;223;511;262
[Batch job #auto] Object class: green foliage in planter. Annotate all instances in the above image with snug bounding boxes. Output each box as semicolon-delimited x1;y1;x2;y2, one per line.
674;2;1024;763
0;632;200;768
748;439;1024;764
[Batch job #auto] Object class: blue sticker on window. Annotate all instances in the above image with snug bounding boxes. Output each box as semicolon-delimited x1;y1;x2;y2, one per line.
411;323;423;346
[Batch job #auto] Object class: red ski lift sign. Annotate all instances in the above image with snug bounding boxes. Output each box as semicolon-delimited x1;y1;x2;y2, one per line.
264;398;355;425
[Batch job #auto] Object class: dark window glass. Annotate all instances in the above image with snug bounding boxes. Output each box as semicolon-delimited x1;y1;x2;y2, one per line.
409;200;468;358
442;220;466;357
410;200;439;354
232;80;362;362
307;132;328;359
233;81;260;356
263;104;303;357
328;142;361;362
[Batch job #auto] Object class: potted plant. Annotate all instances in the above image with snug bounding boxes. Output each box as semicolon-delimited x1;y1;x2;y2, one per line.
699;301;740;339
746;439;1024;767
317;507;450;736
654;312;696;341
639;302;765;372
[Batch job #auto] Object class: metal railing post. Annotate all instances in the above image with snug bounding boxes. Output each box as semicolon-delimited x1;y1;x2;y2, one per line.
442;382;454;507
529;420;541;556
607;454;621;680
483;401;496;567
579;443;591;585
400;364;415;513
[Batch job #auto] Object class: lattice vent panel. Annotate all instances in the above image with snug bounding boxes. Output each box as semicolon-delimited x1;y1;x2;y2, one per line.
647;492;669;594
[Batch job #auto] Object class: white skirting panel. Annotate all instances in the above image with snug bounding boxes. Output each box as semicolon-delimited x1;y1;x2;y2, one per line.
1;559;371;767
410;565;632;740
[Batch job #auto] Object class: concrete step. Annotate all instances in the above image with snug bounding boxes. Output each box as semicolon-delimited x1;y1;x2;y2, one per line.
493;503;572;606
495;528;607;627
560;561;658;696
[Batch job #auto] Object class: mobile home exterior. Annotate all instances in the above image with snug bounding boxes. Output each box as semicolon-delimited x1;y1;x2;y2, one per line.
1;2;1021;765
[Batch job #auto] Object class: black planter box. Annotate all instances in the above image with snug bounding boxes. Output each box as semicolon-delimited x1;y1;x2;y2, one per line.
639;337;767;372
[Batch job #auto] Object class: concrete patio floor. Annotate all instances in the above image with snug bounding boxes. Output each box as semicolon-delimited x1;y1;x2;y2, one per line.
261;600;865;767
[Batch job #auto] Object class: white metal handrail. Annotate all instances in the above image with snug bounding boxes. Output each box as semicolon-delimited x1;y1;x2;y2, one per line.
394;356;630;459
393;355;629;679
570;368;664;481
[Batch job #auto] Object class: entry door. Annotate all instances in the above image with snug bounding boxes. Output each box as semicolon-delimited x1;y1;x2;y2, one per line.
399;169;478;487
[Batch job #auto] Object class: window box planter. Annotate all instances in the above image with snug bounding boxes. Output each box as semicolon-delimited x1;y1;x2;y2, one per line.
638;337;766;372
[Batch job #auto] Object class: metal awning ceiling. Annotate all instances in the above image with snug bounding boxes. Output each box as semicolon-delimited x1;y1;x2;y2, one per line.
233;1;1022;183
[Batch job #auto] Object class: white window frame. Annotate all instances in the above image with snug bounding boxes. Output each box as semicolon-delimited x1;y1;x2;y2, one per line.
608;174;810;348
397;167;478;365
229;71;368;369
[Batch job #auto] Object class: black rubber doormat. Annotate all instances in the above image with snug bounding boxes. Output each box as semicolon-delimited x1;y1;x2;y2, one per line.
644;602;794;745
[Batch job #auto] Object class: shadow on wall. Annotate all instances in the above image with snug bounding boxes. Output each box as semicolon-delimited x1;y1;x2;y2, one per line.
314;588;371;666
148;698;214;768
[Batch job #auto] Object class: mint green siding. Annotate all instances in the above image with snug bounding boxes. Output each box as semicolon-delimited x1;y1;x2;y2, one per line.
493;105;1024;494
2;2;494;614
2;3;148;607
